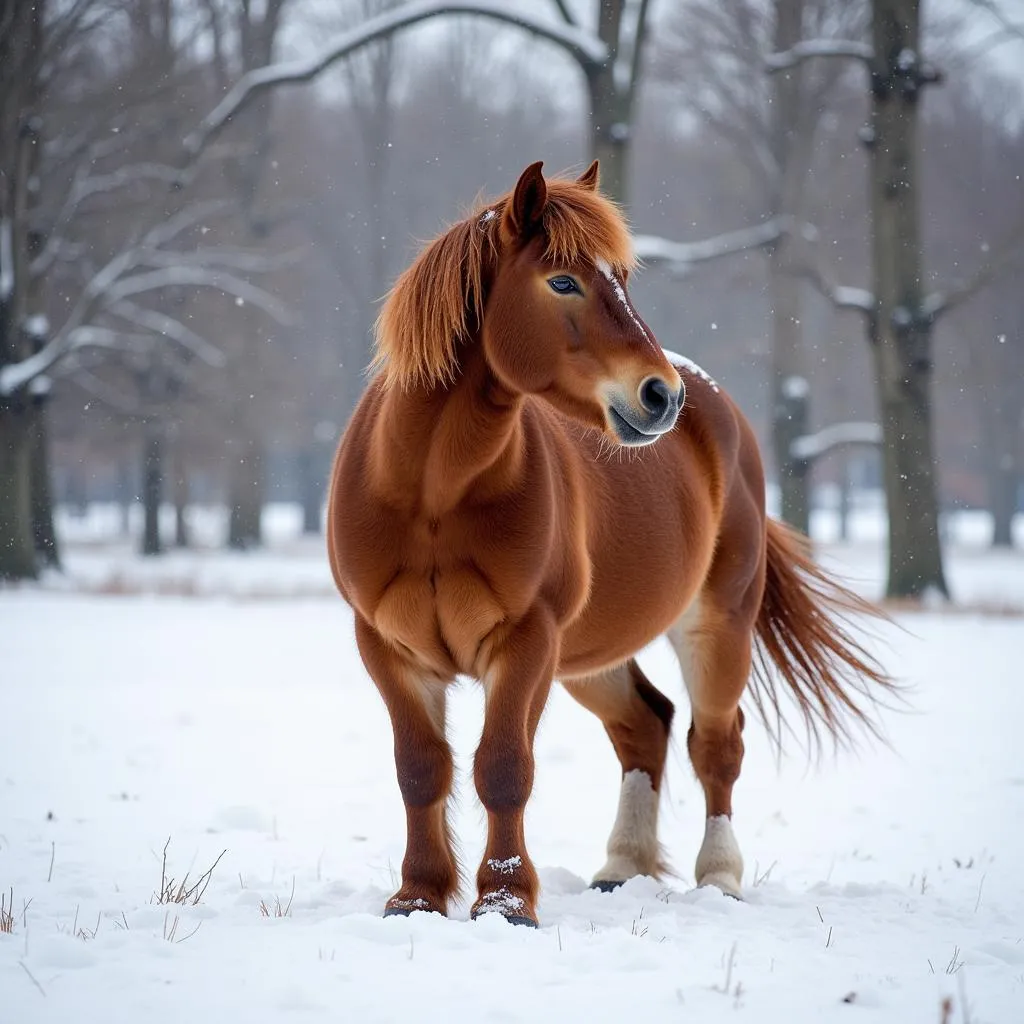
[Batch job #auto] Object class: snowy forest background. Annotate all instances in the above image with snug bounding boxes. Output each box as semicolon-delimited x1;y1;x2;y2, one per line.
2;0;1022;593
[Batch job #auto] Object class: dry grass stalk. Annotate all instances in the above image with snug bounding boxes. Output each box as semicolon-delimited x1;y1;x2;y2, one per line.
0;888;16;934
258;877;295;918
162;910;203;943
152;838;227;906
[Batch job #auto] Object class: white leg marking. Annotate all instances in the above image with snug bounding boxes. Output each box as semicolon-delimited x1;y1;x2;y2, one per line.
695;814;743;898
593;769;661;883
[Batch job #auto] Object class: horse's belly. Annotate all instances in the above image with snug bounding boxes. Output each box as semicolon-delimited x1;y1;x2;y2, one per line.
558;579;696;678
558;506;711;678
373;567;506;678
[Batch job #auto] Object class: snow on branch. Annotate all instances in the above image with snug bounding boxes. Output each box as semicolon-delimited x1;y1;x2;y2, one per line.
633;219;789;274
790;422;882;461
1;200;292;397
793;252;875;315
109;300;226;368
765;39;873;72
33;162;193;275
105;266;292;325
0;326;149;395
184;0;608;156
138;245;300;275
141;200;232;250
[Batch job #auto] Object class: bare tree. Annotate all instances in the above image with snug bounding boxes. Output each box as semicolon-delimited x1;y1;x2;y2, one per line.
0;0;292;577
654;0;868;534
771;0;1024;597
0;0;45;578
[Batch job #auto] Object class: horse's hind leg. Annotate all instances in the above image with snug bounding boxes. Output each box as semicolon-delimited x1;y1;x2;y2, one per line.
562;659;675;889
667;597;751;898
354;617;458;917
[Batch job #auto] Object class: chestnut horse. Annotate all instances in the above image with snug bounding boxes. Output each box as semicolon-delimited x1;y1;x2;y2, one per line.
327;161;893;928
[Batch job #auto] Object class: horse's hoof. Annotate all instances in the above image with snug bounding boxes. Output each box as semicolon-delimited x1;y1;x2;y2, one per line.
383;898;443;918
471;909;538;928
697;873;744;901
590;879;625;893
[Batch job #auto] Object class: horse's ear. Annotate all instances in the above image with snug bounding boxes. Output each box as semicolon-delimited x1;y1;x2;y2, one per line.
576;160;600;191
505;161;547;239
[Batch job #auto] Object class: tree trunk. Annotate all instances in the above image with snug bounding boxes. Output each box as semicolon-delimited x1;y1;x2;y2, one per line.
989;451;1018;548
172;444;189;549
228;433;264;550
769;245;810;535
767;0;811;537
773;373;810;536
869;0;948;598
587;68;629;207
116;459;133;537
29;395;59;568
586;0;634;207
838;455;851;543
297;446;323;535
142;426;163;556
0;402;37;580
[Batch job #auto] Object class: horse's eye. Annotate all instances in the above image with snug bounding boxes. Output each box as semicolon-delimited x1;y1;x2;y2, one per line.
548;275;580;295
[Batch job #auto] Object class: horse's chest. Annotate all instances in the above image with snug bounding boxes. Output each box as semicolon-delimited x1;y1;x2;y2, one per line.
349;509;545;677
372;559;508;677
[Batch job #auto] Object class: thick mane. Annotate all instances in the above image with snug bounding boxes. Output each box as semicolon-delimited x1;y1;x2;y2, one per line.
372;176;636;391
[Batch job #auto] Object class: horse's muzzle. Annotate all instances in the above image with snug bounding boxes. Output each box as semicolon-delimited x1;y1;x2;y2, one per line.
607;377;683;446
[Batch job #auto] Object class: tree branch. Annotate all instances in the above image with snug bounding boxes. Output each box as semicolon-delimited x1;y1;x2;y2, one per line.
109;300;226;368
634;218;792;274
765;38;873;72
184;0;607;155
550;0;577;26
32;162;193;276
0;326;151;395
791;422;883;461
965;0;1024;43
1;198;292;396
105;266;293;325
792;250;875;315
923;229;1024;321
626;0;654;109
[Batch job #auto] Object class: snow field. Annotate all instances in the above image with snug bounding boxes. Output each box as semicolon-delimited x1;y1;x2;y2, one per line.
1;542;1023;1022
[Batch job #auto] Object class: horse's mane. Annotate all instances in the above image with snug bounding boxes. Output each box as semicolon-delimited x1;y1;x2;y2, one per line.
373;175;636;391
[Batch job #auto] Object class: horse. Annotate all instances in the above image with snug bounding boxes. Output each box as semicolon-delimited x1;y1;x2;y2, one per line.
327;160;894;928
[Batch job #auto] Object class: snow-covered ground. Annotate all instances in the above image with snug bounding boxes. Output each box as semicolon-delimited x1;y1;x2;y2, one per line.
2;523;1023;1022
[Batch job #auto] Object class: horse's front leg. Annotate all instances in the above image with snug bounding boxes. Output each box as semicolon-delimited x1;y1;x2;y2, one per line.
354;616;458;917
472;606;558;928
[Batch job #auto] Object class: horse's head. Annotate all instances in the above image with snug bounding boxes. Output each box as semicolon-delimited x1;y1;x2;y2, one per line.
483;162;683;447
374;161;682;447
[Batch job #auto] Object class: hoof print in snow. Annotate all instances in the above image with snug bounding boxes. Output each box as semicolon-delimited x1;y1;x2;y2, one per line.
590;879;625;893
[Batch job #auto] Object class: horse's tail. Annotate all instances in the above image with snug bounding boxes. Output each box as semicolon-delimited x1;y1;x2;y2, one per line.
748;518;900;756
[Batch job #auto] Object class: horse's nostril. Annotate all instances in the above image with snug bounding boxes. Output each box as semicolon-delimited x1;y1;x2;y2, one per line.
639;377;672;417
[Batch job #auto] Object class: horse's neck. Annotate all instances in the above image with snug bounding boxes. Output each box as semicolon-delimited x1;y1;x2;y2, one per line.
372;348;525;516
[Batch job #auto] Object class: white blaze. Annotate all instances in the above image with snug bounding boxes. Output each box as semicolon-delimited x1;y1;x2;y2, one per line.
595;258;648;338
